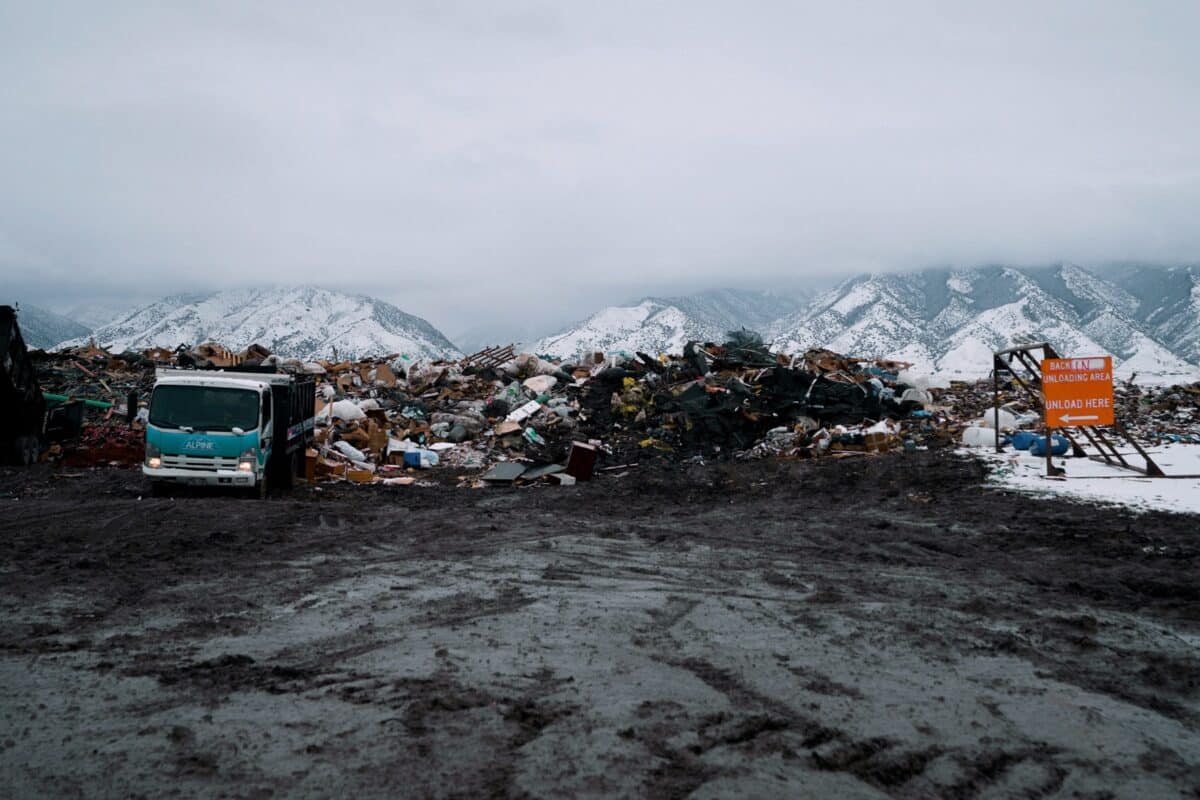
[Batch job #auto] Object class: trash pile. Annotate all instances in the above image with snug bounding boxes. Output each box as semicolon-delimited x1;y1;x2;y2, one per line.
49;332;1189;486
29;343;158;466
306;348;599;486
945;370;1045;450
33;343;157;406
953;375;1200;451
1116;380;1200;444
299;332;963;487
957;403;1046;450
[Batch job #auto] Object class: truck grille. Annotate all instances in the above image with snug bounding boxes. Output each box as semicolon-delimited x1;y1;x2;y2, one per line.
161;454;240;471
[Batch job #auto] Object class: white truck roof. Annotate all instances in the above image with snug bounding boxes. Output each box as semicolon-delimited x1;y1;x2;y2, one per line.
153;369;292;391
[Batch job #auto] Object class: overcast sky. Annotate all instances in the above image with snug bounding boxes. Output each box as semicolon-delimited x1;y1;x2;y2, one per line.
3;1;1199;338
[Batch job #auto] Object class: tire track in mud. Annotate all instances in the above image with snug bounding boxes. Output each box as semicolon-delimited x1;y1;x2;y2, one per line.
632;654;932;797
2;453;1199;797
646;655;1072;799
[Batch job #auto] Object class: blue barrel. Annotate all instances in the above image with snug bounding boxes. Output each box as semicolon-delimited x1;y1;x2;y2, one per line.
1029;434;1069;456
1010;431;1038;450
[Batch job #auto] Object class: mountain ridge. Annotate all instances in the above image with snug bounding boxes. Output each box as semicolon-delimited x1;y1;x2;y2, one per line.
57;286;461;361
532;288;804;357
535;266;1200;378
771;264;1197;377
10;304;91;350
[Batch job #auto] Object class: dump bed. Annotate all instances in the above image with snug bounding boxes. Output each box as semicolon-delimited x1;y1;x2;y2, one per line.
273;373;316;449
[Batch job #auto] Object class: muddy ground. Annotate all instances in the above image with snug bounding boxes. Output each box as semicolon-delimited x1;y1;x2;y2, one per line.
0;452;1197;799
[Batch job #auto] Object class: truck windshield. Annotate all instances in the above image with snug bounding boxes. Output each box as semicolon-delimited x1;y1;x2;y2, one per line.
150;385;260;432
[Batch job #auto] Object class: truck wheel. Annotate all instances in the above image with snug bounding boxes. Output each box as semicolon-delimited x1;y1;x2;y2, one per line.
257;476;268;500
269;449;300;491
281;449;299;490
16;435;39;466
150;481;169;498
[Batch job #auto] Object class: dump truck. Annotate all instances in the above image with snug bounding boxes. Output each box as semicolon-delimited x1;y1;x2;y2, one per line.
0;305;46;465
143;367;315;497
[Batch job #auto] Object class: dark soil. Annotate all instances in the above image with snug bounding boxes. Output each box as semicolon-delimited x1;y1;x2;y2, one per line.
0;451;1197;798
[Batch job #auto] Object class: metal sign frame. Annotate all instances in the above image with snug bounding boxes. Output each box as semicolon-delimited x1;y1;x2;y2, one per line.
991;342;1165;478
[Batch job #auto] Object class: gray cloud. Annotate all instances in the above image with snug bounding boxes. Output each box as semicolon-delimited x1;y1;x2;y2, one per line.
3;1;1198;338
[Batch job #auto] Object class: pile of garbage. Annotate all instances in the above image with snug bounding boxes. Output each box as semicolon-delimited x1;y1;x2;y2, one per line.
50;332;1173;485
305;348;608;486
953;374;1200;453
33;344;156;406
1115;380;1200;443
957;404;1046;450
298;332;964;487
29;343;157;466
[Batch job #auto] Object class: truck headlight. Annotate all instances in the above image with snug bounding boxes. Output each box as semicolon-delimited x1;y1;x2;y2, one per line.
146;442;161;469
238;449;256;472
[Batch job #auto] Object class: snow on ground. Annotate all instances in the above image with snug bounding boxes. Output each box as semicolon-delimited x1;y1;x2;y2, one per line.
969;443;1200;515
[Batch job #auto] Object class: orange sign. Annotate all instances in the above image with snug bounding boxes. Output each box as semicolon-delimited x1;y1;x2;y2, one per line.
1040;356;1114;427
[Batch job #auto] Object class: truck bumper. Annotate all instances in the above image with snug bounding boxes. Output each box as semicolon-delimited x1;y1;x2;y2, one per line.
142;466;258;487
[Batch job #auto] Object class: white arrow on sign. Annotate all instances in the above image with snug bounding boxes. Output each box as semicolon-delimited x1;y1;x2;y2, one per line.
1059;413;1099;424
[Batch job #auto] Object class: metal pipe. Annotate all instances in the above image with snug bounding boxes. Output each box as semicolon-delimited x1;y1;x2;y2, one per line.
42;392;113;410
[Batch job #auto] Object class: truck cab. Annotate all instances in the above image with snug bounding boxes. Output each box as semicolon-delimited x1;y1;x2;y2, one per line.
143;369;314;497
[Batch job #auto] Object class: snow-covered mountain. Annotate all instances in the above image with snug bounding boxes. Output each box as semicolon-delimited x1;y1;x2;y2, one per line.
62;300;138;330
657;288;804;339
534;300;696;357
530;266;1198;379
532;289;803;358
58;287;460;361
1102;264;1200;366
771;265;1199;379
10;304;90;350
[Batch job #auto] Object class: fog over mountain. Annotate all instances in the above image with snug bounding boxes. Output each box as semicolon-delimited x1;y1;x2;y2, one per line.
3;3;1199;336
9;305;91;350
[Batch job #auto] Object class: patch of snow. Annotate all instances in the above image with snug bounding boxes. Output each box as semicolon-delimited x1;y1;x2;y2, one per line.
883;342;935;373
945;273;972;295
935;337;996;375
829;282;878;316
971;444;1200;515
